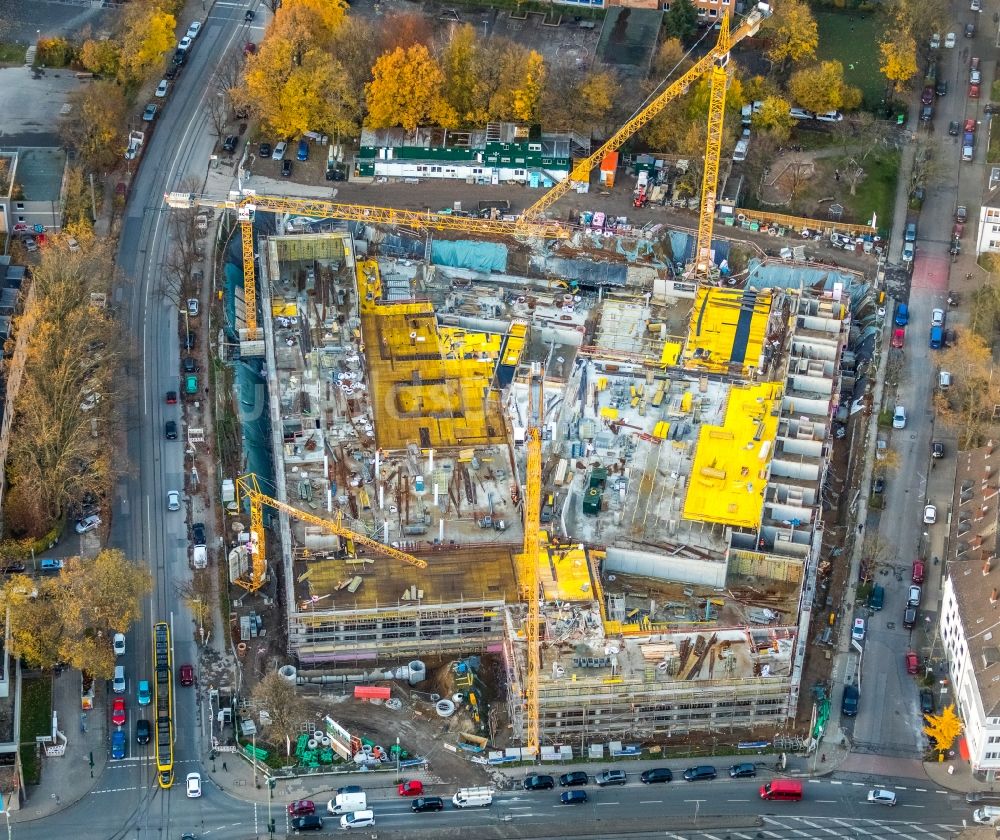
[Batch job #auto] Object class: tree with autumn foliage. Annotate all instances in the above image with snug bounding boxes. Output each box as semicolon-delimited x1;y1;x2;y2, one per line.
1;550;151;678
751;96;795;142
118;3;175;83
59;81;128;172
788;61;861;116
762;0;818;70
923;703;963;760
79;38;121;77
879;32;918;91
934;332;1000;449
366;44;456;131
5;240;122;531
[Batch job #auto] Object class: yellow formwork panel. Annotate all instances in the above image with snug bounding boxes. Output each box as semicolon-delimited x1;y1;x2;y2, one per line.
360;297;505;451
518;540;596;604
684;287;772;375
682;381;781;528
272;302;298;317
660;341;682;367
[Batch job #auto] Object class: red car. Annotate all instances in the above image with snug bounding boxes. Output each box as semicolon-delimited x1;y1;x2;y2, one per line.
965;118;977;134
178;663;195;686
970;83;981;99
287;800;315;817
398;780;424;796
905;650;919;675
166;390;177;404
912;559;925;583
891;328;905;349
112;696;127;726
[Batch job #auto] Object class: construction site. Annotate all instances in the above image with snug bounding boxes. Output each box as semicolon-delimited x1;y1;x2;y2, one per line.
170;5;872;751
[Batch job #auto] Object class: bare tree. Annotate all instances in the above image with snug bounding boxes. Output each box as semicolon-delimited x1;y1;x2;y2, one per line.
160;178;203;307
251;672;311;755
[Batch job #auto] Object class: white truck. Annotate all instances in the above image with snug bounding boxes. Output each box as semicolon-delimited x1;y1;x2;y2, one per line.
452;786;494;808
327;791;366;815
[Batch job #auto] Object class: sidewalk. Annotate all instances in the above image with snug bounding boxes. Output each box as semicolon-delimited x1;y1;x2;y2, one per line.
11;669;108;822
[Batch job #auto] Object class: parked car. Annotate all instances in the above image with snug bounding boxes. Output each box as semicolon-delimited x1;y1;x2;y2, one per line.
956;204;968;223
297;139;309;161
852;617;866;642
165;420;177;440
259;142;272;158
222;135;238;153
929;32;941;48
912;559;925;583
908;584;922;606
970;83;980;98
178;663;195;686
931;441;945;459
523;775;555;791
905;650;919;674
595;769;627;786
40;558;64;572
904;604;917;628
923;504;937;524
398;781;423;796
936;79;948;96
187;298;199;317
271;141;287;160
142;104;158;122
920;690;935;714
729;763;756;778
186;21;202;39
192;522;206;544
965;22;976;38
167;490;181;511
945;32;957;47
893;405;907;429
640;768;673;783
842;684;859;716
182;356;199;373
155;79;168;97
683;765;718;781
76;513;101;534
932;309;946;328
559;771;588;787
891;328;905;348
902;242;915;262
113;633;126;656
921;87;934;105
281;158;292;177
178;36;192;51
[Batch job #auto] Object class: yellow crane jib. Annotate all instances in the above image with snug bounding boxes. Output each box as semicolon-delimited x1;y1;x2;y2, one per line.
235;474;428;578
521;2;771;221
163;192;570;240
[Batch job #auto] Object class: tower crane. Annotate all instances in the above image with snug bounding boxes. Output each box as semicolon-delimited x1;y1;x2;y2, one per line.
693;11;733;279
233;473;427;593
521;3;770;222
521;366;545;752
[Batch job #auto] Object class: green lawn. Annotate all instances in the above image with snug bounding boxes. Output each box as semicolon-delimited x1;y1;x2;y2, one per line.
20;676;53;785
814;11;887;109
851;150;899;233
0;43;26;66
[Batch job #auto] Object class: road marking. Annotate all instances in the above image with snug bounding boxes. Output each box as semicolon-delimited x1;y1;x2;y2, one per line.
901;804;925;808
727;798;751;802
508;806;531;810
596;802;618;806
816;800;837;803
91;785;145;794
807;779;822;784
851;782;866;786
914;788;927;792
639;799;662;804
894;786;909;790
829;780;843;785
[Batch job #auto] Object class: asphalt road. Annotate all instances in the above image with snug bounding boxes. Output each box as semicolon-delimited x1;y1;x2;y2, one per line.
846;11;990;758
67;3;269;837
5;775;968;839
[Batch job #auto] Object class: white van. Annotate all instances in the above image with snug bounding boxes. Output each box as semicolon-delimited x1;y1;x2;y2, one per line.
939;370;952;389
327;791;367;815
452;786;494;808
974;806;1000;824
340;810;374;828
113;665;126;694
733;139;749;162
192;545;207;569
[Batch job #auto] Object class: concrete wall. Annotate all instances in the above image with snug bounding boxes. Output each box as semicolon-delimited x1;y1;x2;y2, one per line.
604;545;727;586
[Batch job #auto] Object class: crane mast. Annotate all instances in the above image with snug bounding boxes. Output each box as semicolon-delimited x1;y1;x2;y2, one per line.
522;369;544;752
694;12;732;279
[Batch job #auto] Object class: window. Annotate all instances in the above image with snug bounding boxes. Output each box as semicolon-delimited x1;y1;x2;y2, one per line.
15;202;24;211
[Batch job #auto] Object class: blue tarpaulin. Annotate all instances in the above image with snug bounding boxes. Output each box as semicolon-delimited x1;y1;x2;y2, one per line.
431;240;508;273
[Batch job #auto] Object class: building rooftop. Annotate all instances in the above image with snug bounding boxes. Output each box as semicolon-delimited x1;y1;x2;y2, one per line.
5;148;65;202
947;443;1000;714
359;122;572;158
